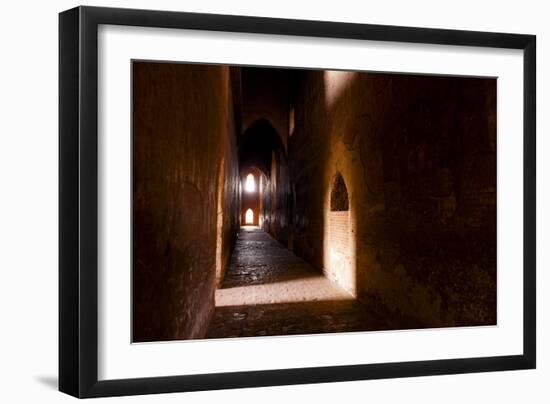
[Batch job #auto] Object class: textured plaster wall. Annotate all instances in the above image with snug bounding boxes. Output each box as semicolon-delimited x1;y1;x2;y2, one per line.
132;62;239;342
288;70;497;327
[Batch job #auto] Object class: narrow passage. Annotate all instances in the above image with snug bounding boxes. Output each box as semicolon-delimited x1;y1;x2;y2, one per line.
206;227;392;338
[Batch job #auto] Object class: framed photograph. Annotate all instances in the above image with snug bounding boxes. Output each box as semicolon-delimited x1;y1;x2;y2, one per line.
59;6;536;398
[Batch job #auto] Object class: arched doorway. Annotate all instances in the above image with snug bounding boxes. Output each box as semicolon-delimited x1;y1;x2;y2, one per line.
324;172;355;296
238;118;288;233
245;208;254;224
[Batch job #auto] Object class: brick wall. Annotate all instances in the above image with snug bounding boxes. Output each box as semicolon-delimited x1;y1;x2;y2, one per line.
325;211;354;295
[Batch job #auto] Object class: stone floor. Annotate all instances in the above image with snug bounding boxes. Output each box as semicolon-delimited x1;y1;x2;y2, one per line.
206;227;392;339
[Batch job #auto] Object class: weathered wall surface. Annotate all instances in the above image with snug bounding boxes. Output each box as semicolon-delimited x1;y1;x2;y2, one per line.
260;150;292;246
288;71;497;327
216;96;241;289
132;62;239;342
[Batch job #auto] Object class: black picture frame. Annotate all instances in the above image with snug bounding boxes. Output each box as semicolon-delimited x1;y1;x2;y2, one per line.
59;5;536;398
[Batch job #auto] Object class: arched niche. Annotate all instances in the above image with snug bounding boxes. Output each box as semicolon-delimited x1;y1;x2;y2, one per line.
330;173;349;211
325;172;355;296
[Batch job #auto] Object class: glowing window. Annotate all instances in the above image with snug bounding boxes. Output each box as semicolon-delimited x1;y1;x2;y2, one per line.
245;209;254;224
245;173;256;192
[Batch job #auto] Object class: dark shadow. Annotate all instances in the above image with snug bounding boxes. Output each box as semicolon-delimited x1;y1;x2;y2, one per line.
35;375;58;390
205;299;414;339
206;295;493;340
239;118;285;178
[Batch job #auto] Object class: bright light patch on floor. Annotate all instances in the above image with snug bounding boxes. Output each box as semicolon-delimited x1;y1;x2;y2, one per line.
245;208;254;224
245;173;255;192
215;276;354;307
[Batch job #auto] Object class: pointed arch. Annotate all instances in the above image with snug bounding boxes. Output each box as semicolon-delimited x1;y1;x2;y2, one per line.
239;118;286;177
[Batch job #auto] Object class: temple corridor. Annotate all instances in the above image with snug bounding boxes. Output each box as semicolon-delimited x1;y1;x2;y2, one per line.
132;62;497;343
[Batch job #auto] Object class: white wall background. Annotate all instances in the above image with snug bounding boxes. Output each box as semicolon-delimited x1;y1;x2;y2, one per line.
0;0;546;402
